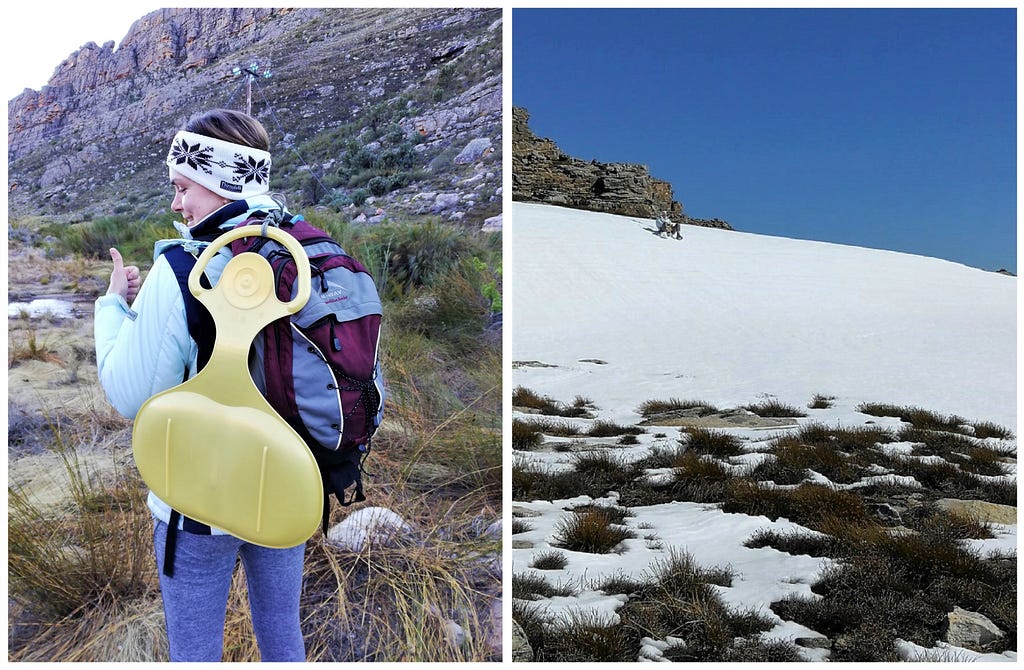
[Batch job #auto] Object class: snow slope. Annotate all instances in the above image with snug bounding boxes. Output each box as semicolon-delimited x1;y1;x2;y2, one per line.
510;202;1016;429
509;202;1017;662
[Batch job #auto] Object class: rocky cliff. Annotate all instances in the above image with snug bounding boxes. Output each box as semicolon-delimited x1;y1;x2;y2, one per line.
8;8;502;228
512;106;731;230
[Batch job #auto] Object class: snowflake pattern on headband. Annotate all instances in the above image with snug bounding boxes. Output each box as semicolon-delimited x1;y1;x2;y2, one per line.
168;137;269;186
168;138;214;173
234;155;269;185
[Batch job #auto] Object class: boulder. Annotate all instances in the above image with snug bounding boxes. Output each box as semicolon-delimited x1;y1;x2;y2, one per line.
944;607;1005;651
511;619;534;662
326;506;415;551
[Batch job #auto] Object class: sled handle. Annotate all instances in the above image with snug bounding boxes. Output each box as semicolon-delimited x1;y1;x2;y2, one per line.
188;226;311;314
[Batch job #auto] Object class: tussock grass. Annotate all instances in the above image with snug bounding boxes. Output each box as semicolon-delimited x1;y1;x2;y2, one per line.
892;457;1016;505
571;450;629;476
666;451;735;503
512;418;544;450
743;398;808;418
542;610;635;662
808;393;836;409
593;572;647;596
587;419;644;437
637;398;719;417
531;550;569;570
796;422;896;452
513;386;596;418
618;549;780;661
972;420;1015;440
552;509;636;554
9;323;64;366
858;402;966;431
751;434;867;485
569;503;634;525
723;481;874;533
512;572;576;601
511;518;534;534
857;401;1013;439
682;426;745;458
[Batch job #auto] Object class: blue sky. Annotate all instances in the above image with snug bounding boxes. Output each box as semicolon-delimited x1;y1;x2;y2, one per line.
512;8;1017;273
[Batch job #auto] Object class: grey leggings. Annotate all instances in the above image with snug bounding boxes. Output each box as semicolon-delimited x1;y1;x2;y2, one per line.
153;519;307;662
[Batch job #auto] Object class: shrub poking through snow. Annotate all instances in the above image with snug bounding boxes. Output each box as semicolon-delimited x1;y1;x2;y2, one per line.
742;398;808;418
552;508;635;554
770;525;1016;661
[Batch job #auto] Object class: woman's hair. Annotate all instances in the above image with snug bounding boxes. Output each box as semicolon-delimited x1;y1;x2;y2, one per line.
184;108;270;152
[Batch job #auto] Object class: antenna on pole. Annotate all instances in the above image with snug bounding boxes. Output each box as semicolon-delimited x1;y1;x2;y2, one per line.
231;59;272;116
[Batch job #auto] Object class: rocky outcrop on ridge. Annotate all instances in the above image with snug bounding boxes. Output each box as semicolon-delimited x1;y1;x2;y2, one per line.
512;106;731;230
8;8;502;228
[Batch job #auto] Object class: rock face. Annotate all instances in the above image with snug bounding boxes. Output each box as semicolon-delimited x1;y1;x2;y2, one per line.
512;106;731;230
8;8;502;227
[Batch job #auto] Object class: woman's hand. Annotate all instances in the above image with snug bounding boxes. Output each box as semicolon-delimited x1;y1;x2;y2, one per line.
107;247;142;303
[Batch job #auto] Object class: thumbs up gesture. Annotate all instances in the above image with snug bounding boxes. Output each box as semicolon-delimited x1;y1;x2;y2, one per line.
107;247;142;303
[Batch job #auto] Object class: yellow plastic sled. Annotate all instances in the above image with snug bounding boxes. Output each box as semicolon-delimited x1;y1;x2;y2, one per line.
132;226;324;547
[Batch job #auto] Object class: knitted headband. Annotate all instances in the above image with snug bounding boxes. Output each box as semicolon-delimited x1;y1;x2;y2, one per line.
166;130;272;200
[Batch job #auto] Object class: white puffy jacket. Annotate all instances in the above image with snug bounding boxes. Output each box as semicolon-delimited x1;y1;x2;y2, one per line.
94;195;287;531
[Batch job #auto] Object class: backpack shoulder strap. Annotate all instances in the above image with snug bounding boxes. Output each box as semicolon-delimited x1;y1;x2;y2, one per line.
162;245;216;375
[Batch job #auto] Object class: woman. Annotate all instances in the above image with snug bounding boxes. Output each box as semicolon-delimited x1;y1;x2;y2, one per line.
95;109;306;662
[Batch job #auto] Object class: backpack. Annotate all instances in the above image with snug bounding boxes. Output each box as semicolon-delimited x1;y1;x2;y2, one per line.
163;210;385;535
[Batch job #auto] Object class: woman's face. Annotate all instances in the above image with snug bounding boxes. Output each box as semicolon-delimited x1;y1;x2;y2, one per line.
169;168;230;227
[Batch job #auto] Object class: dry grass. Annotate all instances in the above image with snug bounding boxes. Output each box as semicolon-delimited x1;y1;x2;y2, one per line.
9;246;502;662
